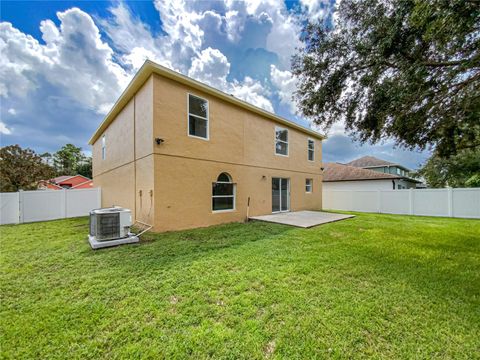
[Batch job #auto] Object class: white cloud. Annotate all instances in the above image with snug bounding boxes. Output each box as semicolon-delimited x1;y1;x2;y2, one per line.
270;65;297;113
266;15;301;69
98;3;171;71
0;8;129;115
100;1;302;115
101;3;276;113
39;19;60;44
300;0;334;22
222;0;301;68
188;47;230;89
225;10;243;42
0;121;12;135
231;77;273;112
101;2;220;74
7;108;16;115
188;47;273;112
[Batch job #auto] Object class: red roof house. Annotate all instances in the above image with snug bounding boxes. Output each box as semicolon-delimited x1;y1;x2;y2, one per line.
38;175;93;190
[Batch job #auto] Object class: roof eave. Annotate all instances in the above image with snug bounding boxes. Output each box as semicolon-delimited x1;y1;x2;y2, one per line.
362;164;412;172
324;176;421;183
323;177;400;182
89;60;326;145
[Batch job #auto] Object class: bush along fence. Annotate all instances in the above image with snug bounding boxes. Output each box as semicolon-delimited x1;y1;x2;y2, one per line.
323;188;480;219
0;187;101;225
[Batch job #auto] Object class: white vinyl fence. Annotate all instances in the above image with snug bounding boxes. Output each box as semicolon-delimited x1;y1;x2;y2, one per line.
323;188;480;219
0;188;101;225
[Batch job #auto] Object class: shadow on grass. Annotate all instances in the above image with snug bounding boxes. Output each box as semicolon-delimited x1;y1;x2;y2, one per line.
84;220;296;268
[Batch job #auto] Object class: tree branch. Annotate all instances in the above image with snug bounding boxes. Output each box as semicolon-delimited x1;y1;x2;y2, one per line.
422;60;470;67
457;142;480;151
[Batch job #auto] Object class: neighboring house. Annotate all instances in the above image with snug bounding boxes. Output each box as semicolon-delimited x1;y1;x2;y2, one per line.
346;156;422;189
346;156;412;178
38;175;93;190
323;162;421;191
89;60;325;232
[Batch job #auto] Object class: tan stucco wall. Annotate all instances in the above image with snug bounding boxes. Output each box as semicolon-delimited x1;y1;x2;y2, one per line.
92;100;134;177
135;155;155;225
152;74;321;173
153;155;321;232
92;73;323;232
149;74;323;231
92;77;154;221
135;76;154;159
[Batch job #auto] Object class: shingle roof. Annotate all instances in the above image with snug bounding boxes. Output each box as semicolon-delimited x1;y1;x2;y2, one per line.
322;162;402;182
346;156;397;168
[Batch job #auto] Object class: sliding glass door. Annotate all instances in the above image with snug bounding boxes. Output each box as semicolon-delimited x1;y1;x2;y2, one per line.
272;178;290;213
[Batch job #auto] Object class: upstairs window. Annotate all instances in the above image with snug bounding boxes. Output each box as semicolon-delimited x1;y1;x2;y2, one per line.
306;178;313;193
308;139;315;161
188;94;209;139
101;135;106;160
275;127;289;156
212;173;235;211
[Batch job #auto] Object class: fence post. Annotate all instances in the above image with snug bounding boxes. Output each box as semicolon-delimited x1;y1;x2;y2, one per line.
409;188;414;215
18;190;24;223
61;188;67;219
377;190;381;213
447;187;453;217
96;187;101;208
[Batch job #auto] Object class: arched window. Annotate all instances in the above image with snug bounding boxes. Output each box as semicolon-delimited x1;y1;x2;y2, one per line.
212;173;235;211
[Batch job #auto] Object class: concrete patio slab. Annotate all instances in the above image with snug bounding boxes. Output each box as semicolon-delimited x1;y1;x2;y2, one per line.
249;211;355;228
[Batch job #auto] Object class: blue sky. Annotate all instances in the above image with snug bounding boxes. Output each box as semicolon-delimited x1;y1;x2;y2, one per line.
0;0;430;169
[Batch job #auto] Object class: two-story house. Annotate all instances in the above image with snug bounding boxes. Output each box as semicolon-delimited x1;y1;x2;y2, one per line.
89;60;325;232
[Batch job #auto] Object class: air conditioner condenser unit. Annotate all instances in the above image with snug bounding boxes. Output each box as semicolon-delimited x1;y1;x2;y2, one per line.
88;207;139;249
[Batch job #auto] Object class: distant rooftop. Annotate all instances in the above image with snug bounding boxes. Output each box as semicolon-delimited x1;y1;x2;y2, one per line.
323;162;402;182
52;175;74;183
346;156;410;171
346;156;395;167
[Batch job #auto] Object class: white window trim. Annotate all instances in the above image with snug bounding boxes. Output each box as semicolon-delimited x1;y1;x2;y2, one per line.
307;138;315;162
101;135;106;160
275;126;289;157
187;93;209;141
212;180;236;213
306;178;313;193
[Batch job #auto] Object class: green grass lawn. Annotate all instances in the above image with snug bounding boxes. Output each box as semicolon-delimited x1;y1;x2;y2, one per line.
1;213;479;359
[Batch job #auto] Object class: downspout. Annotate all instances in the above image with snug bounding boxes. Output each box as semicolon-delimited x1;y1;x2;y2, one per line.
133;95;137;221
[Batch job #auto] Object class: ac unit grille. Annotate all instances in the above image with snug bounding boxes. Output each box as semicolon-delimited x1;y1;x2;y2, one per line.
90;212;120;241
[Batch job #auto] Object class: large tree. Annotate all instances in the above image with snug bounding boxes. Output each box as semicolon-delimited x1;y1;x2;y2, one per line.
292;0;480;158
76;157;92;179
417;148;480;188
0;145;56;192
53;144;86;176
